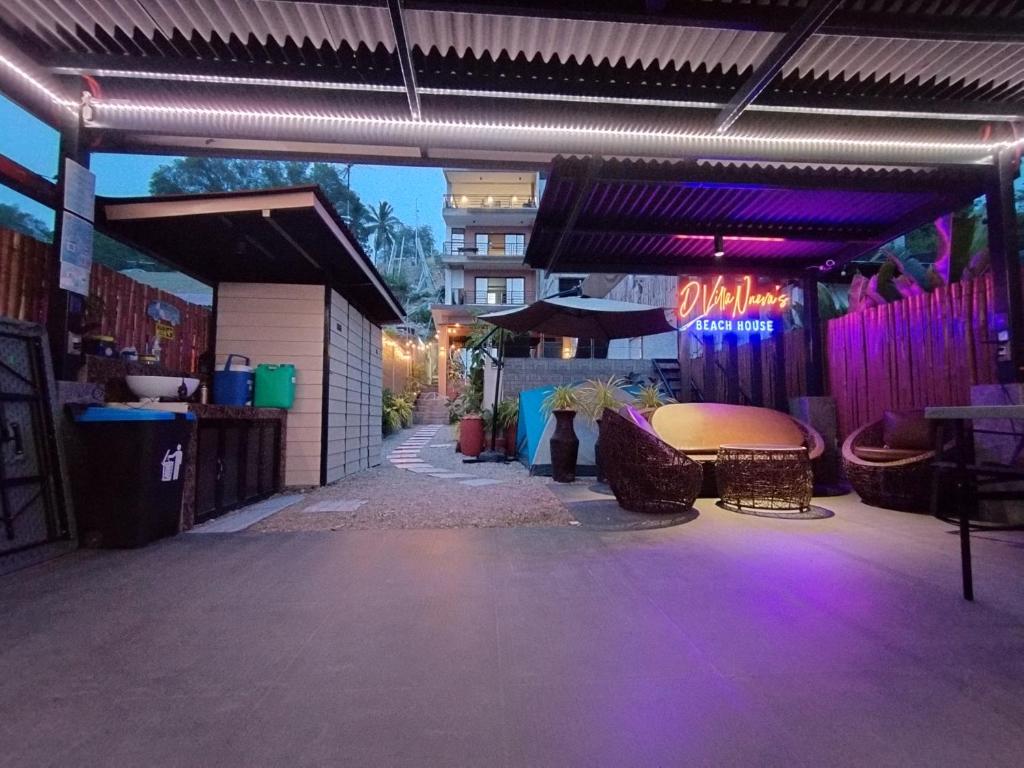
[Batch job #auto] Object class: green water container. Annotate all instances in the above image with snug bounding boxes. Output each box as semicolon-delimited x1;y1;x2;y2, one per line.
253;363;296;408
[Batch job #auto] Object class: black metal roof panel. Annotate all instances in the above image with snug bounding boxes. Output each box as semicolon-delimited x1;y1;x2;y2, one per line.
96;185;405;324
526;156;988;275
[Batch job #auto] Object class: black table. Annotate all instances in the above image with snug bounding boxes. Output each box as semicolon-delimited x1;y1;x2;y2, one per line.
925;405;1024;601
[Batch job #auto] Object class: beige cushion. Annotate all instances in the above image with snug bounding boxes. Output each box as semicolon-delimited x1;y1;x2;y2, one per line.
651;403;805;454
852;445;926;463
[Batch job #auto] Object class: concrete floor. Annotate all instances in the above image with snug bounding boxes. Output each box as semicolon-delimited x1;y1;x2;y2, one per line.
2;495;1023;767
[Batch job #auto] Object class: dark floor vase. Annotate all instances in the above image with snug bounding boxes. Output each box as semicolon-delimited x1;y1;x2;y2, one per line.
550;409;579;483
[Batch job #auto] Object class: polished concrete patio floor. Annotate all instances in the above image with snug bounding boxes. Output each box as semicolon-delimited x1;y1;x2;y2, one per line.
2;495;1023;767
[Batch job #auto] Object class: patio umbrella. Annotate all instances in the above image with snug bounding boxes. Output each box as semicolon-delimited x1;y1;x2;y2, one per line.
479;296;676;340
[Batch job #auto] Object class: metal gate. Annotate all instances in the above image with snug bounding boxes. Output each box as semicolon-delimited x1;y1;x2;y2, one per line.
0;321;72;571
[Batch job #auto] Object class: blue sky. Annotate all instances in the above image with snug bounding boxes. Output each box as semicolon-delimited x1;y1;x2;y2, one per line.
0;95;446;243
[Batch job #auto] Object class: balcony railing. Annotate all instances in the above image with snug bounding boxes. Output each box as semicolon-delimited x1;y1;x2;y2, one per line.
443;194;537;209
442;241;526;257
454;289;533;306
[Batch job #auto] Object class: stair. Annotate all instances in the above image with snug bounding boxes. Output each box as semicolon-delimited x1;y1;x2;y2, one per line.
412;392;449;425
652;358;683;402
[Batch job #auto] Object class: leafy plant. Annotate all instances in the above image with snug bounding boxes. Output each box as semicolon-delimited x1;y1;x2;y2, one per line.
496;397;520;429
579;376;626;421
542;384;580;415
382;389;403;435
633;383;675;411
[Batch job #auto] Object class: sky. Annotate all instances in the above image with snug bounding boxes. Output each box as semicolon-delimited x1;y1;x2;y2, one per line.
0;95;447;244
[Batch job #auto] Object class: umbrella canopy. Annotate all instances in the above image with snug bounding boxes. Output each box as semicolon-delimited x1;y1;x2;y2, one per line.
480;297;676;341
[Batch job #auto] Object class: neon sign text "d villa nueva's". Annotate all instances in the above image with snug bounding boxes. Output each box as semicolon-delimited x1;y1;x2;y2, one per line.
678;275;789;332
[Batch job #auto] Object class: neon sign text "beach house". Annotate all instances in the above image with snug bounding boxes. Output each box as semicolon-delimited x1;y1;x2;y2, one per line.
678;275;789;332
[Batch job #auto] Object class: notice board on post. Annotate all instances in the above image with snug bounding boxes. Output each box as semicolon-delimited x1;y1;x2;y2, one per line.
57;159;95;296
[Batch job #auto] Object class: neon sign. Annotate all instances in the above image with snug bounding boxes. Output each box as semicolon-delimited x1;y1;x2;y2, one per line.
678;275;789;333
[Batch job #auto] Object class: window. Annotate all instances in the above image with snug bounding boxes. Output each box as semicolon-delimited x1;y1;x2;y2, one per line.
474;276;527;305
504;233;525;256
506;277;525;304
475;233;489;255
450;228;465;253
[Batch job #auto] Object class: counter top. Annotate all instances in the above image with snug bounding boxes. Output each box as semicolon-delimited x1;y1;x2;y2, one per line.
106;402;286;419
924;405;1024;420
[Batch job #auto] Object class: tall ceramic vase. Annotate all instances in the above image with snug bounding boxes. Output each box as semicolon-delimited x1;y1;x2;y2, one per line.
549;409;579;483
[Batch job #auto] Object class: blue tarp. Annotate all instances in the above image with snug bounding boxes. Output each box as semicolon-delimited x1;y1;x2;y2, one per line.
516;383;642;476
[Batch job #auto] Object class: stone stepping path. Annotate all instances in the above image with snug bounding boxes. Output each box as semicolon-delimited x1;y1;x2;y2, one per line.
387;426;504;487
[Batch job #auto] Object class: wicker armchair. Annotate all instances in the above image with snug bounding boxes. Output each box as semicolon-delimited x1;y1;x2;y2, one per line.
599;408;703;514
842;417;942;512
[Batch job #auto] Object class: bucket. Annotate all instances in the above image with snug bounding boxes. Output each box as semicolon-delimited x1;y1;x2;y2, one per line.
212;354;253;406
254;363;296;409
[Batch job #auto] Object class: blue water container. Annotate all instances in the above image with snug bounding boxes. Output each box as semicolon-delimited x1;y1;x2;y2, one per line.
212;354;254;406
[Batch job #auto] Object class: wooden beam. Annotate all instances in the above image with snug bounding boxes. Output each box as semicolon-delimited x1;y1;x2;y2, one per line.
802;275;825;396
749;332;764;407
714;0;843;133
0;153;58;208
725;333;740;404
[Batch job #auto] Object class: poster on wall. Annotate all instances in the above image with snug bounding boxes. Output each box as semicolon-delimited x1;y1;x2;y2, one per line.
58;211;93;296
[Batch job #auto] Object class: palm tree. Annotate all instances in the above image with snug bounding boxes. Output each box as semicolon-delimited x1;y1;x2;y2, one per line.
366;200;399;263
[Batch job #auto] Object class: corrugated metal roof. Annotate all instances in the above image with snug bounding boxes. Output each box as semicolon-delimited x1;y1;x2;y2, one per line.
6;0;1024;92
526;156;989;274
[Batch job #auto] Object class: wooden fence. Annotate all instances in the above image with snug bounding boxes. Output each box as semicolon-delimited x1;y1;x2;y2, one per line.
686;327;809;407
826;275;998;439
0;226;210;372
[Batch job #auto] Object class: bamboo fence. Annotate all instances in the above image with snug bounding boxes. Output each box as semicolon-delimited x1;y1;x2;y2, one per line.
0;226;210;372
826;275;999;439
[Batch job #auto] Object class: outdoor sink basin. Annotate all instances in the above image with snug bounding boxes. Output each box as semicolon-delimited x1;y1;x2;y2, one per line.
126;375;200;401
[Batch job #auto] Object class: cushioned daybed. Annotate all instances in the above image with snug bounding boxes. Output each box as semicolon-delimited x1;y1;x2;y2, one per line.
650;403;824;497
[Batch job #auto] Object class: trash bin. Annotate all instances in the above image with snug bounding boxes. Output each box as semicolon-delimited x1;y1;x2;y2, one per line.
69;407;196;548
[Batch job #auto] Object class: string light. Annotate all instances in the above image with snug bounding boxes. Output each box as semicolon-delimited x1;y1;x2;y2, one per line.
0;52;76;113
89;100;1013;156
50;66;1020;123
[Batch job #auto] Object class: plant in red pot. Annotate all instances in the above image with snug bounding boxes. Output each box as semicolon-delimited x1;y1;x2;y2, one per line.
542;385;581;483
459;413;486;458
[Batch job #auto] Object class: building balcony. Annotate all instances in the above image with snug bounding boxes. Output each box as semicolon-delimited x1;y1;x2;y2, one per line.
443;194;537;210
452;289;534;306
442;241;526;258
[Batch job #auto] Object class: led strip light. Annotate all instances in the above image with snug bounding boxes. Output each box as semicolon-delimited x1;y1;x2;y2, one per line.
50;66;1024;124
7;55;1024;157
92;100;1012;156
0;52;76;112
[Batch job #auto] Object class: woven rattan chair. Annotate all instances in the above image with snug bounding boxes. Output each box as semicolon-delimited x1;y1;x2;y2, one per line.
599;408;703;514
842;417;942;512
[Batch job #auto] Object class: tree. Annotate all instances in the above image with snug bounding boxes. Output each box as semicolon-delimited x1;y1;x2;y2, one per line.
149;158;370;244
0;203;51;241
365;200;399;261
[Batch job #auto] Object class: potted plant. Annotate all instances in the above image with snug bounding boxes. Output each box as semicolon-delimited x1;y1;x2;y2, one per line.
497;396;520;459
542;384;580;482
580;376;625;483
633;383;675;419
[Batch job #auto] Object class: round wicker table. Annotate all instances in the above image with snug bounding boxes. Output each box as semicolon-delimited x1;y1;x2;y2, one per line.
716;444;813;513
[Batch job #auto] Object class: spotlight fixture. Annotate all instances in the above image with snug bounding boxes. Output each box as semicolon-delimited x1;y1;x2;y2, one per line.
713;234;725;259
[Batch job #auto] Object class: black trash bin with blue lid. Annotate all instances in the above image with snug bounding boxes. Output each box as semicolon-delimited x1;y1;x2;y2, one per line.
69;407;196;548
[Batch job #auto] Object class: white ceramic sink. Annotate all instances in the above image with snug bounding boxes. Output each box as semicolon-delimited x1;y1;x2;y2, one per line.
125;375;200;401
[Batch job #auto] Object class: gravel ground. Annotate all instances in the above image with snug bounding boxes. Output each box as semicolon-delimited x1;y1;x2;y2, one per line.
252;425;575;532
